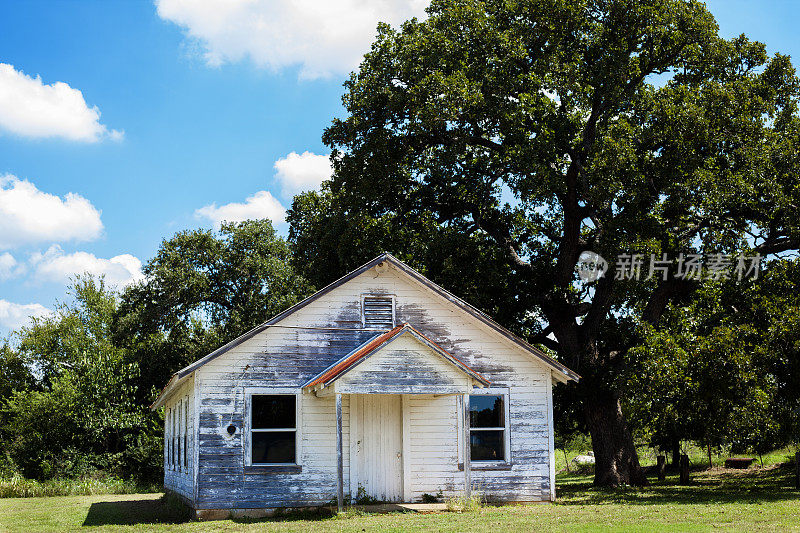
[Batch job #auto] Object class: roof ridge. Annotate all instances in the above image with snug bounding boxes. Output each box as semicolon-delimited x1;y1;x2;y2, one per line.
152;252;579;409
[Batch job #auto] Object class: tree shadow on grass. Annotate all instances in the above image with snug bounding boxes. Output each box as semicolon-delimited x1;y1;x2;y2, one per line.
557;463;800;506
83;495;192;526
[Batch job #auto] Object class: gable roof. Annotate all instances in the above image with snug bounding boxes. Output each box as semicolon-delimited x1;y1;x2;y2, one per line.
152;253;579;409
302;323;491;391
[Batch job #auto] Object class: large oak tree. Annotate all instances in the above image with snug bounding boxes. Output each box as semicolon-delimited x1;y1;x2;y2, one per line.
289;0;800;485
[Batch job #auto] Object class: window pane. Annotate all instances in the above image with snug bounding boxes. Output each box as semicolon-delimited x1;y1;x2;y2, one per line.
183;401;188;467
470;430;504;461
252;395;295;429
252;431;296;464
469;395;503;428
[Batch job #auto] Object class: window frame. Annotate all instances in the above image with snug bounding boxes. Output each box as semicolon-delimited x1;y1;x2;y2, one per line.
360;293;396;329
183;396;188;471
171;405;177;469
165;407;171;469
177;399;182;470
245;388;302;467
467;388;511;464
169;407;175;470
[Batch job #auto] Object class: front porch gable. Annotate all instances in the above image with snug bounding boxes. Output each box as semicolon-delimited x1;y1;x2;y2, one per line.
303;324;489;396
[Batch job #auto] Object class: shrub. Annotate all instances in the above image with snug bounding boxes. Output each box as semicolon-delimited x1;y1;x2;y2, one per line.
0;473;159;498
445;490;484;511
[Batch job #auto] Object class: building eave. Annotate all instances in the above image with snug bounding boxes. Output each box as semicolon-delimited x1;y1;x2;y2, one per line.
156;252;580;395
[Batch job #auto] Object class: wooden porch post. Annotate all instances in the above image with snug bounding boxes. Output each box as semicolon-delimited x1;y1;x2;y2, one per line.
336;393;344;512
462;393;471;498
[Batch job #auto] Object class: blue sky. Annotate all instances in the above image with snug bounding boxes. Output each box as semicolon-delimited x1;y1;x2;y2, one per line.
0;0;798;335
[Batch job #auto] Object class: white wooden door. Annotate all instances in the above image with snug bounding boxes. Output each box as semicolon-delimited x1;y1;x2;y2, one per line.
352;394;404;502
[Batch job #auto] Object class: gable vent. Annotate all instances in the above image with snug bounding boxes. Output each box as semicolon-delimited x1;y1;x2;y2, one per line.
362;295;395;329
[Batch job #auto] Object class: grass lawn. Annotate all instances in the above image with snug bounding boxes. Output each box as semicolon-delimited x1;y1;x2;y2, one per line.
1;465;798;532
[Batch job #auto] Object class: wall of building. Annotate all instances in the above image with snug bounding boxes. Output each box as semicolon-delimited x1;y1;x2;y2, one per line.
163;374;195;501
192;263;555;508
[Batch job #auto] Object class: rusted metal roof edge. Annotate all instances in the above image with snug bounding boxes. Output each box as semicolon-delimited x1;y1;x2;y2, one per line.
301;326;403;389
302;323;491;390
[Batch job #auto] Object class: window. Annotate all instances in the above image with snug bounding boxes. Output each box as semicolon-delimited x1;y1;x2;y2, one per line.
183;398;188;469
177;400;182;469
469;394;507;462
165;408;171;468
250;395;297;464
362;295;395;329
171;407;176;469
171;407;176;468
168;407;174;468
173;406;178;468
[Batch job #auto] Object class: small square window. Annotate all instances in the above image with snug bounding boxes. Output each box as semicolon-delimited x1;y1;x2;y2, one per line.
470;395;504;428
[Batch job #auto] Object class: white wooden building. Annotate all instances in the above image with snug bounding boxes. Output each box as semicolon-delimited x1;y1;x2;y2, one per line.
151;253;579;516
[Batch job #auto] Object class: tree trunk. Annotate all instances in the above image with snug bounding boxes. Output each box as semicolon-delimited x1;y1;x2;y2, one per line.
584;389;649;487
680;454;690;484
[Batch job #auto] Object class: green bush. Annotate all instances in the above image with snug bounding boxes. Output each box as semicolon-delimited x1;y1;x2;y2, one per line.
0;473;159;498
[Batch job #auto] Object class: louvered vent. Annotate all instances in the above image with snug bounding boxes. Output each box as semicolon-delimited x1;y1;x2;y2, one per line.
363;296;395;329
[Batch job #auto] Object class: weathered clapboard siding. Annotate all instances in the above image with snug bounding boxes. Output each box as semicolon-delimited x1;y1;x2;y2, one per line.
274;266;554;502
336;334;473;395
169;258;562;509
194;349;354;508
163;375;195;501
405;394;462;499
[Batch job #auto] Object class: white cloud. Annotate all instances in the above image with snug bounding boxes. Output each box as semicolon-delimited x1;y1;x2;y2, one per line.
195;190;286;228
0;252;23;281
156;0;429;79
30;245;144;288
0;63;123;142
0;175;104;250
0;300;51;331
274;151;331;196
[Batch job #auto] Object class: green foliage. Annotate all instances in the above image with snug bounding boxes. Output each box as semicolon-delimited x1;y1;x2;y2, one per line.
0;473;158;498
114;219;312;402
421;490;444;503
625;259;800;459
287;190;526;331
0;220;311;484
2;277;153;480
445;489;485;511
289;0;800;484
0;344;34;400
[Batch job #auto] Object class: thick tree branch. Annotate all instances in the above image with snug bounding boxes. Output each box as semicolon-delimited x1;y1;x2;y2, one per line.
754;235;800;255
471;210;532;269
582;273;616;335
641;277;695;325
